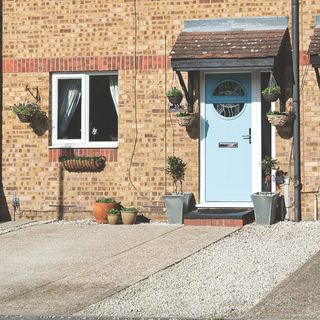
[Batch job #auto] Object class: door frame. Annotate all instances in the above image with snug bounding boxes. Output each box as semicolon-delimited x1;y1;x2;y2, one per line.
199;70;263;208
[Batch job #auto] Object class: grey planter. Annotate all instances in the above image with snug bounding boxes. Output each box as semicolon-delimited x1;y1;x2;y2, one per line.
251;192;279;225
163;192;194;224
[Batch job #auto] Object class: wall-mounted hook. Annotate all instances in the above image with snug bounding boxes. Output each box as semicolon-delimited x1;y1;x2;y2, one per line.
25;85;41;104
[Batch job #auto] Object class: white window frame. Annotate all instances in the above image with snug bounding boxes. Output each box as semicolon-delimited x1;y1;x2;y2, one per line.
51;72;119;148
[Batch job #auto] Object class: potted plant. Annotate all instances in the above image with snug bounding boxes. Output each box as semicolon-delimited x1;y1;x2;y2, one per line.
166;87;183;106
163;156;194;224
12;102;40;123
251;156;279;225
120;207;138;225
108;208;121;225
92;197;116;224
266;110;293;127
261;85;281;103
175;112;195;127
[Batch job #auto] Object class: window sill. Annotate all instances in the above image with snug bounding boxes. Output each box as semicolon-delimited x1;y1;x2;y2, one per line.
49;142;118;149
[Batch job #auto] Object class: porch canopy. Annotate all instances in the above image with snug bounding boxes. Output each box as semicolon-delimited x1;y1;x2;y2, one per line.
309;16;320;68
170;16;292;71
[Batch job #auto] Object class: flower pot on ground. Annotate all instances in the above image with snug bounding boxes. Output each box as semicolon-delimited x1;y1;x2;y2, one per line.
262;85;281;103
251;156;280;225
108;208;121;225
166;87;183;106
12;102;40;123
163;193;194;224
120;207;138;225
163;156;195;224
266;111;292;127
176;112;195;127
92;198;116;224
251;192;279;225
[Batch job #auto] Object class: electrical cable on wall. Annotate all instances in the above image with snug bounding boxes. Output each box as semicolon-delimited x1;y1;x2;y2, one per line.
127;0;155;204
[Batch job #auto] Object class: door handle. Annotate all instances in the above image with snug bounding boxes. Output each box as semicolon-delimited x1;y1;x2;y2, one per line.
241;128;251;144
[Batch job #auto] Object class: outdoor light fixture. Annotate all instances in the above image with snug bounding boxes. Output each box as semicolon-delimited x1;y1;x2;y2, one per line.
12;192;20;221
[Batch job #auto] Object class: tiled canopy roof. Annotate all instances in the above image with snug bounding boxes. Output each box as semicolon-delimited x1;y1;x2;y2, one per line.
309;28;320;55
309;17;320;67
170;17;291;71
170;29;287;60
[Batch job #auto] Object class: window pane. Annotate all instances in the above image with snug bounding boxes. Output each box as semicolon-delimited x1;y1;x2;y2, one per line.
58;79;82;140
89;75;118;142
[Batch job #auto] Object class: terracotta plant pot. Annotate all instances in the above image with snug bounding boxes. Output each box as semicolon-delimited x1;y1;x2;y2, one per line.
120;210;138;225
108;213;120;225
92;202;116;224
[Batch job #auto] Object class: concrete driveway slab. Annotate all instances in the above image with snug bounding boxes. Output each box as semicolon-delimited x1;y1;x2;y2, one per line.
0;223;237;316
241;249;320;320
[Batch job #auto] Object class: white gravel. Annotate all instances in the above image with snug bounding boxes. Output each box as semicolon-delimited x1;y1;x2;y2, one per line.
77;221;320;319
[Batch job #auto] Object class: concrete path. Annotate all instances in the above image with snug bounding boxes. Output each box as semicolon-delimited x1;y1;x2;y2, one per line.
241;250;320;320
0;223;237;316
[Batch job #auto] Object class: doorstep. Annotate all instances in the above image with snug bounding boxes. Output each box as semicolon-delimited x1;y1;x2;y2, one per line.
184;208;254;227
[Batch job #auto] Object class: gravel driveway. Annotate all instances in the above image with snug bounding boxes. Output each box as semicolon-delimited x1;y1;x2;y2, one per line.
77;221;320;319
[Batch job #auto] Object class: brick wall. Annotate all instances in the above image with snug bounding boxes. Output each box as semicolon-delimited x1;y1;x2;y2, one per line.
1;0;320;221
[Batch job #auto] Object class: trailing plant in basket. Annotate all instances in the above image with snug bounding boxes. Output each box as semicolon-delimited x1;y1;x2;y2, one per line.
176;112;191;118
262;85;281;95
165;156;186;194
59;155;106;164
59;156;106;172
166;87;182;97
12;102;40;122
266;110;283;116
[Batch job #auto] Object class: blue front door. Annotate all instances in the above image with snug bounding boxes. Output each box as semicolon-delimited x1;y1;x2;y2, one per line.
204;73;252;203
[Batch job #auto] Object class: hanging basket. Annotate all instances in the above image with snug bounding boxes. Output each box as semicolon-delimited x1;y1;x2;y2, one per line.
168;94;183;106
16;113;34;123
176;114;195;127
60;156;106;172
267;113;292;127
262;92;281;103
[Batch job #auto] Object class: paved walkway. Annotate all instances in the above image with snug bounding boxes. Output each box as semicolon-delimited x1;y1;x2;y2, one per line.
240;250;320;320
0;223;237;316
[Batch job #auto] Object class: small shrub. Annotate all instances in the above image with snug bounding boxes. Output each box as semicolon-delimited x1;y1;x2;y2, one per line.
176;112;191;118
262;85;281;95
12;102;40;116
96;197;115;203
121;207;138;212
266;110;283;116
166;87;182;97
108;208;120;215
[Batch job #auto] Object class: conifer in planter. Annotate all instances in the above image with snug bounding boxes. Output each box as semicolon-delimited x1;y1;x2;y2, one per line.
163;156;194;224
251;156;279;225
